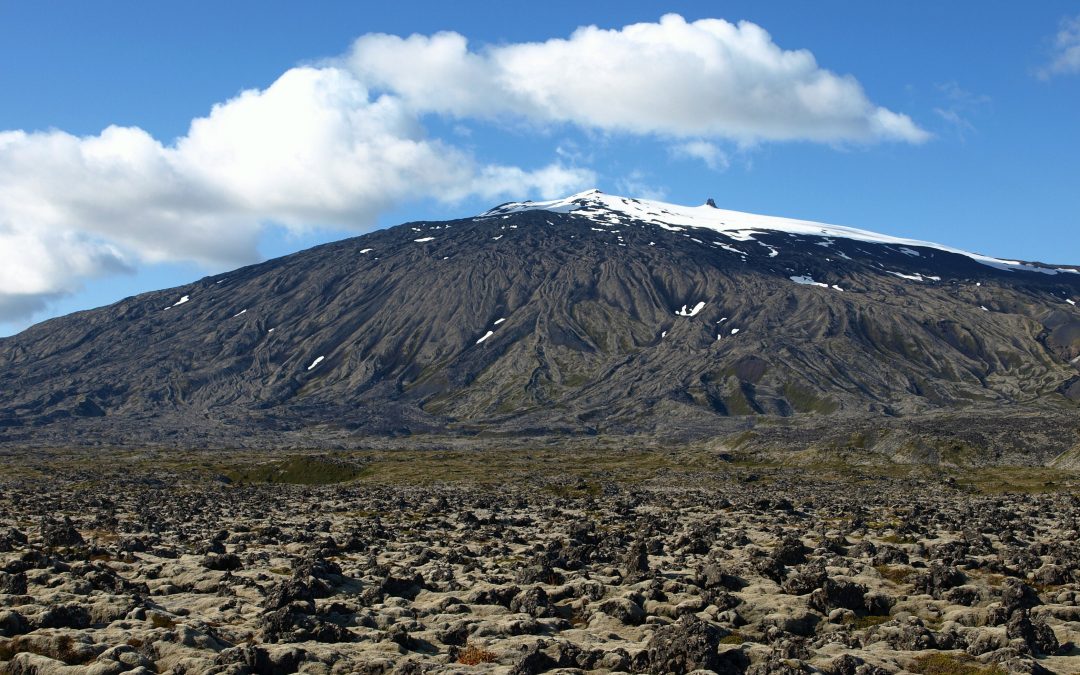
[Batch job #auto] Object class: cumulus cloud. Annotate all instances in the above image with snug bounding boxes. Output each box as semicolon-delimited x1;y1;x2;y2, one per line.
1038;14;1080;79
0;67;590;322
346;14;928;144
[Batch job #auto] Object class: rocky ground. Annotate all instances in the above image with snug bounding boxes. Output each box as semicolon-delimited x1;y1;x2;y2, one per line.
0;448;1078;674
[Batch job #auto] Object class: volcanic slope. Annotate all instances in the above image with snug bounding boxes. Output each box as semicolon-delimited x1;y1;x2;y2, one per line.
2;190;1079;456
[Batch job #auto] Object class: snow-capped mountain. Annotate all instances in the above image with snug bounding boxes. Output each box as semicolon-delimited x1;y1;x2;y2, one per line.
485;190;1078;276
2;191;1079;460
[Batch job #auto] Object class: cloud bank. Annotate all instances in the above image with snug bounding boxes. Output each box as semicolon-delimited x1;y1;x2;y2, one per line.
0;14;925;323
347;15;928;144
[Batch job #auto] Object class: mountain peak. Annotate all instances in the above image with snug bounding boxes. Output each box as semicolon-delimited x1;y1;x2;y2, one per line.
482;190;1077;276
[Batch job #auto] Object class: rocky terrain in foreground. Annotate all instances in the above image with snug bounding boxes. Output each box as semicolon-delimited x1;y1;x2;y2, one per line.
0;450;1078;674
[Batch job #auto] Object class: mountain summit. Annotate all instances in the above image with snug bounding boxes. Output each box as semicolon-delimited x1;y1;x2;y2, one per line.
2;191;1079;459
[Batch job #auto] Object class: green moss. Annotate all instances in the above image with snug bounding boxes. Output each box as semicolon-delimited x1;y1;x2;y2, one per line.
958;466;1080;495
909;653;1005;675
225;456;368;485
726;430;759;449
495;395;525;414
723;387;755;416
543;479;603;499
560;373;591;387
782;383;839;414
875;564;914;585
844;613;892;629
879;534;917;545
352;447;722;487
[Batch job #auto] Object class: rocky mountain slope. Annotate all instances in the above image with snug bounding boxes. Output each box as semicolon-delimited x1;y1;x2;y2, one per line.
2;190;1079;458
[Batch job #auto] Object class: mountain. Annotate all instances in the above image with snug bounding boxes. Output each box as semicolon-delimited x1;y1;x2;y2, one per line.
2;190;1079;462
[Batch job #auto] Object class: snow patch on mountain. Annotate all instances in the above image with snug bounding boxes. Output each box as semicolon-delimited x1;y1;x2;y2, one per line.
482;190;1077;276
675;301;706;317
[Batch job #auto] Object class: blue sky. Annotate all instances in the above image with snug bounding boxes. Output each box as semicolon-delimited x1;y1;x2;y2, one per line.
1;1;1078;335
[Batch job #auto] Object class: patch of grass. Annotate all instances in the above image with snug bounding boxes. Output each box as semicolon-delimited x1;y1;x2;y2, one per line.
782;383;839;414
457;643;499;665
879;534;917;545
149;612;177;629
875;564;914;585
224;456;368;485
88;529;119;543
956;466;1080;495
844;614;892;629
719;632;746;645
723;387;756;416
909;652;1006;675
543;481;602;499
352;448;723;487
726;430;759;449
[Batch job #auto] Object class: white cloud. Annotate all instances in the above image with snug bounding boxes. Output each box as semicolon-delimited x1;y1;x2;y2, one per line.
0;66;591;322
671;140;730;171
346;14;928;144
1038;14;1080;79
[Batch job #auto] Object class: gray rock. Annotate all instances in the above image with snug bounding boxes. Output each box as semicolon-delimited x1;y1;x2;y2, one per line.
645;616;726;674
39;516;83;548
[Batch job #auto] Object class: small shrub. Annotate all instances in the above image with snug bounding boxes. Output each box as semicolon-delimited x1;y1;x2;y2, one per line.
457;643;499;665
149;612;176;629
876;564;913;585
53;634;92;665
982;573;1006;587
